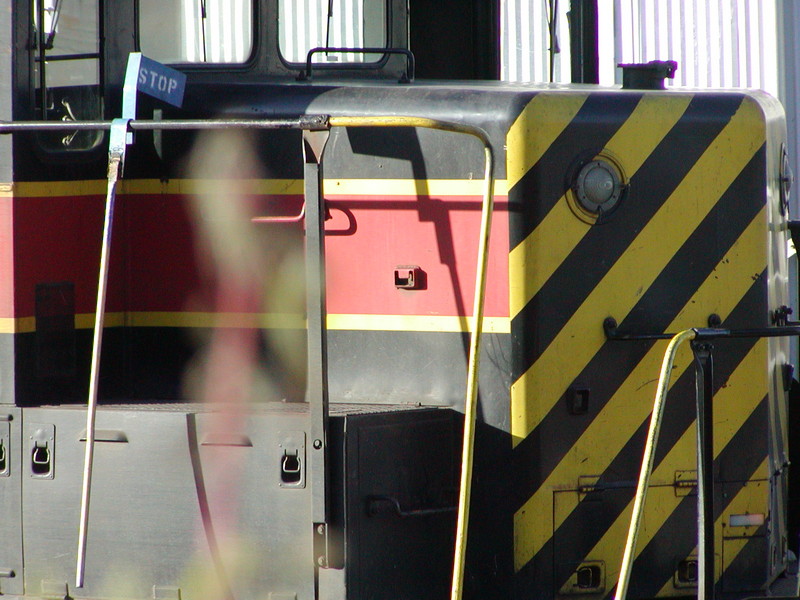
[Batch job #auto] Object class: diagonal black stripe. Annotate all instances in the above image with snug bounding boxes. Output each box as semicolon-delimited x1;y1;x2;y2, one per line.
510;149;767;511
512;271;767;580
544;294;769;596
513;537;556;600
545;348;763;597
717;524;771;594
511;94;746;383
620;397;771;599
509;92;643;249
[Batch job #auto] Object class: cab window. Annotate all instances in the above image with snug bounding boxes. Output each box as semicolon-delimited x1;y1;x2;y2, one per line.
278;0;387;64
33;0;103;151
139;0;254;64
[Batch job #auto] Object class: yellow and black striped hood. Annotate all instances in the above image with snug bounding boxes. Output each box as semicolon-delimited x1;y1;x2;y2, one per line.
505;89;788;598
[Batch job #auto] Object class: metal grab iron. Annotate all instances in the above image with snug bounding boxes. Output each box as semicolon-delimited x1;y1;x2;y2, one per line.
1;111;496;598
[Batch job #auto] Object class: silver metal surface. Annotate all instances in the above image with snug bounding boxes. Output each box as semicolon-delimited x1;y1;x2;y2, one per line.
121;53;141;144
302;130;332;558
0;408;22;596
0;116;331;134
24;405;315;600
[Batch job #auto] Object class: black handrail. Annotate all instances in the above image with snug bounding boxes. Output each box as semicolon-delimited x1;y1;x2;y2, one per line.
298;47;415;83
604;316;800;341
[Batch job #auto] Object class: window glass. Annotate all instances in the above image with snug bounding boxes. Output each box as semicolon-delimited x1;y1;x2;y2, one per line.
279;0;387;64
33;0;103;151
139;0;253;64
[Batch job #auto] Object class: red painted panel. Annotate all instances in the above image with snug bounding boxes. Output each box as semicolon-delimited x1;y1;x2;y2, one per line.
13;194;126;315
10;190;509;320
124;194;203;312
325;194;509;317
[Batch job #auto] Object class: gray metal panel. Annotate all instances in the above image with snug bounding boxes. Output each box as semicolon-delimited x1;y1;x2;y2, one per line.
22;405;315;600
328;330;511;432
0;0;12;180
0;0;12;401
0;407;23;595
0;335;15;405
1;0;14;403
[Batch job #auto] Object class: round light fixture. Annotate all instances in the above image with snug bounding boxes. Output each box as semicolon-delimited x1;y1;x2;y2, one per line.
568;155;626;224
575;160;623;215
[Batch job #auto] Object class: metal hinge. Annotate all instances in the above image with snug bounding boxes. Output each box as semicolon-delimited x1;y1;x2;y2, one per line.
674;470;697;496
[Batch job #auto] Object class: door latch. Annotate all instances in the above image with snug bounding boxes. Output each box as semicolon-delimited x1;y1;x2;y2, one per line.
29;424;55;479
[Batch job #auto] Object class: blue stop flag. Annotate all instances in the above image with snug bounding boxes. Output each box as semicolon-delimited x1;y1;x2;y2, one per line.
137;55;186;108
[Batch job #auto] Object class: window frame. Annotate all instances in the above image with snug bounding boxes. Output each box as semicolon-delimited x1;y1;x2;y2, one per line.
28;0;107;156
135;0;259;69
276;0;394;75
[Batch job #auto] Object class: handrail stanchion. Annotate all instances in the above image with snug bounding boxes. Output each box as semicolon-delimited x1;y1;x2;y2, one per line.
74;117;130;589
327;116;495;600
75;53;142;590
615;329;696;600
692;342;715;600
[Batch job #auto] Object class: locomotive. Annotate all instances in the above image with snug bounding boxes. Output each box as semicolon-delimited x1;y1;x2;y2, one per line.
0;1;793;599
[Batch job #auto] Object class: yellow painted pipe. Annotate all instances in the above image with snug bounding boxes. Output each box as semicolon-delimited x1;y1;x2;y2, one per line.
330;115;495;600
615;328;697;600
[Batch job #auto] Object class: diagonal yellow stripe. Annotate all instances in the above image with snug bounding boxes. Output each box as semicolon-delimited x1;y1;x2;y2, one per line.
509;94;694;317
506;93;590;190
510;97;765;447
513;206;769;571
580;347;768;593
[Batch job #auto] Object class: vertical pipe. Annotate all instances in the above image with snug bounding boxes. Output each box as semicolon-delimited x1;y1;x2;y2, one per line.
639;0;647;60
731;0;740;87
757;0;765;91
569;0;599;83
693;343;715;600
705;0;712;87
37;0;47;120
678;0;686;85
303;130;331;528
653;0;661;61
75;58;136;584
75;151;121;590
666;0;672;72
303;129;333;587
450;144;495;600
324;115;494;600
613;0;623;84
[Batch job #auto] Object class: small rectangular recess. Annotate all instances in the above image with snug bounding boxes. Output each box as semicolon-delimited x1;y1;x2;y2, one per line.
200;433;253;447
35;282;76;378
79;429;129;443
152;586;181;600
